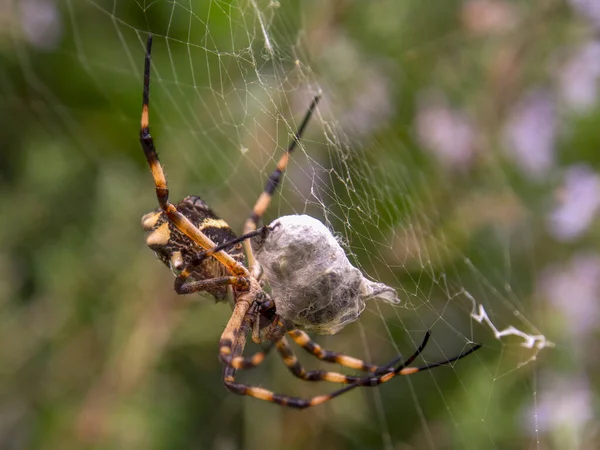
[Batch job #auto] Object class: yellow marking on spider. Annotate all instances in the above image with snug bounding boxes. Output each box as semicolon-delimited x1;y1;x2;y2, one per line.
310;395;330;406
380;372;395;383
170;251;184;272
323;373;348;383
146;222;170;246
150;161;167;189
199;218;231;230
253;192;271;216
277;153;290;171
224;375;234;383
336;355;366;370
311;344;325;358
220;346;231;355
141;104;149;128
247;387;274;401
166;210;250;277
283;355;297;366
141;211;161;230
231;357;244;369
289;330;310;345
251;353;265;365
399;367;419;376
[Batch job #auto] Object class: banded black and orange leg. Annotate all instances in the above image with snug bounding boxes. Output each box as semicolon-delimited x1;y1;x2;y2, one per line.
223;341;275;370
242;93;322;276
276;336;393;383
184;227;269;273
288;329;403;375
218;286;275;370
224;342;481;410
224;330;481;409
139;34;249;279
222;319;328;409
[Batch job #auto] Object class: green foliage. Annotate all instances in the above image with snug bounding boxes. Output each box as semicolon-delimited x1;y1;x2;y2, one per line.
0;1;598;449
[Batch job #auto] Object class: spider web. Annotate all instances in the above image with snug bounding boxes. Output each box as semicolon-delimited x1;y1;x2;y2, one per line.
2;0;598;449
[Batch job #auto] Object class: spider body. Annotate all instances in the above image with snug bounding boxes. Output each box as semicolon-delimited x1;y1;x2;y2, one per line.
142;195;243;301
138;34;481;409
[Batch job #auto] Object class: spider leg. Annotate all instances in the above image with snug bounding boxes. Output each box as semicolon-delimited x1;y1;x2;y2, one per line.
218;286;274;370
224;340;480;410
276;336;394;382
173;274;273;367
242;93;322;276
288;329;401;374
225;342;275;370
278;331;474;385
173;275;250;295
183;227;268;272
139;34;249;278
220;310;481;409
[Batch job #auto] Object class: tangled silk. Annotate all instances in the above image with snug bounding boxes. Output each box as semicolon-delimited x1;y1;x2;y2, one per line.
253;215;400;334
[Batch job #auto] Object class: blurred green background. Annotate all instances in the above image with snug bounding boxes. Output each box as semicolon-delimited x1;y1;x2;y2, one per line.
1;0;599;449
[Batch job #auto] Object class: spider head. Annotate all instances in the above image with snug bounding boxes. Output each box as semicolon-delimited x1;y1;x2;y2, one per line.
141;196;244;301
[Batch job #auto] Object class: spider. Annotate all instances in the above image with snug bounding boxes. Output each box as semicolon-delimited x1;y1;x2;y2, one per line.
138;34;481;409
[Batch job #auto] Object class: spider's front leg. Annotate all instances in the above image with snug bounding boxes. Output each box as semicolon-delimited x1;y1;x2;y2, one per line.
139;34;249;278
173;275;250;295
171;225;273;298
173;225;271;285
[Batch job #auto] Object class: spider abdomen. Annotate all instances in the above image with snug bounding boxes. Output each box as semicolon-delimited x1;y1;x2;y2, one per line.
142;195;244;301
252;215;400;335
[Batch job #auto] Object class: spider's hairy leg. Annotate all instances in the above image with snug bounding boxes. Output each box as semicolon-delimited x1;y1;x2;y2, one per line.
276;336;394;383
300;332;482;391
224;330;481;409
164;227;269;298
219;295;324;408
218;280;274;369
174;275;249;295
139;34;248;278
288;330;404;374
182;226;268;271
224;337;275;371
223;334;358;409
242;93;322;276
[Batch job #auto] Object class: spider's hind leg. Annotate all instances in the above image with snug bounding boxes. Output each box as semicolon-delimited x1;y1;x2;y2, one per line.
276;336;392;383
288;329;402;374
224;331;481;410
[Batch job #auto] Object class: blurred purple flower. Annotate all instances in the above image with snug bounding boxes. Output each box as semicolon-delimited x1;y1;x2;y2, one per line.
461;0;519;36
547;165;600;241
569;0;600;28
415;90;475;171
20;0;62;51
526;374;594;437
558;41;600;112
539;253;600;338
503;89;557;180
341;69;394;139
